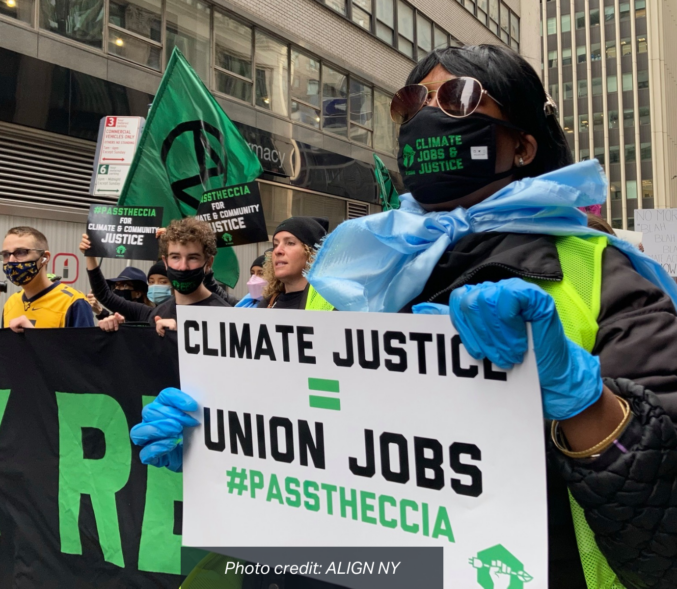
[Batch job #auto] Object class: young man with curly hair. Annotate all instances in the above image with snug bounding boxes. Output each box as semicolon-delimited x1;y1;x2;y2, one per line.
99;217;229;336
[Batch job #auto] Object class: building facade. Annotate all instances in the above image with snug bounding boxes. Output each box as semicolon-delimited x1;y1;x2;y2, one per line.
0;0;536;300
541;0;677;230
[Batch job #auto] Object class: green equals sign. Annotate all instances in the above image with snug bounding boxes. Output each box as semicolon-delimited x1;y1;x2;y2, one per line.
308;378;340;411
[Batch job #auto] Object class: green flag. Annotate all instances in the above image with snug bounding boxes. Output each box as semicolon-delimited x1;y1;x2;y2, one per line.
117;47;263;287
373;154;400;211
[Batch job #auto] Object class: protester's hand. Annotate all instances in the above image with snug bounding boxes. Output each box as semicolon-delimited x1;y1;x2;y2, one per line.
155;228;167;239
99;312;125;332
130;387;200;472
155;316;177;337
78;233;91;255
8;315;34;333
449;278;603;420
87;291;103;315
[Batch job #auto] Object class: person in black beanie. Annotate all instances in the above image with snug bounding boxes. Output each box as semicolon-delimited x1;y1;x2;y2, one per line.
258;216;331;310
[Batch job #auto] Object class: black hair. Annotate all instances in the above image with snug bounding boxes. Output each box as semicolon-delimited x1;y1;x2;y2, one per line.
406;44;573;178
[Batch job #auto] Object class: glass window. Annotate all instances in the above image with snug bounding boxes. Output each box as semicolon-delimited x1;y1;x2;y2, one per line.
349;78;373;146
500;4;509;43
620;37;632;56
323;0;346;14
607;75;617;92
322;65;348;137
637;70;649;89
291;50;321;128
625;143;636;162
434;26;447;49
397;1;414;58
489;0;499;33
255;31;289;116
109;29;161;70
575;11;585;29
623;108;634;127
577;46;586;63
608;110;619;128
562;48;572;66
637;35;647;54
374;89;396;154
579;114;589;131
593;112;604;128
591;43;602;60
109;0;161;42
606;40;616;58
564;82;573;99
604;5;614;21
214;12;252;103
352;0;371;31
510;11;519;42
578;79;588;97
594;147;605;165
619;2;630;20
41;0;104;47
548;50;558;68
561;14;571;32
622;72;633;91
376;0;394;44
549;83;559;102
640;142;651;161
417;13;432;55
626;179;637;199
563;115;574;133
635;0;646;18
165;0;210;82
1;0;34;25
580;148;590;161
639;105;650;125
592;77;603;96
609;146;620;163
546;17;556;35
589;8;600;26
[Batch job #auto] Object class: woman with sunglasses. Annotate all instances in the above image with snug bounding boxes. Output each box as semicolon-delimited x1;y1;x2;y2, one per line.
308;45;677;589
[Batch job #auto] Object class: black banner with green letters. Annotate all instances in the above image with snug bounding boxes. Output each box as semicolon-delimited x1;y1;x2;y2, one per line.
86;204;163;260
195;181;268;247
0;328;195;589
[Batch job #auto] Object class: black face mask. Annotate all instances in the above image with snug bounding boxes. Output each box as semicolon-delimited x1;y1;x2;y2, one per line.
166;265;205;295
397;107;524;205
114;289;136;301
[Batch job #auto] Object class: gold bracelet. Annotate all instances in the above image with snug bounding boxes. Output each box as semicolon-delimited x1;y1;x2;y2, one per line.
551;396;632;459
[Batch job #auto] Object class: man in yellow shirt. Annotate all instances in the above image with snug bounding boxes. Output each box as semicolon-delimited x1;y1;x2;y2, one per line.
2;226;94;331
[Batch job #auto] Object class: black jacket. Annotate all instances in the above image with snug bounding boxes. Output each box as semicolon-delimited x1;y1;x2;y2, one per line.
405;232;677;589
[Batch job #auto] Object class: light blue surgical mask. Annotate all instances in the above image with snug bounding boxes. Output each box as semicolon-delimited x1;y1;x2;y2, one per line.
148;284;173;305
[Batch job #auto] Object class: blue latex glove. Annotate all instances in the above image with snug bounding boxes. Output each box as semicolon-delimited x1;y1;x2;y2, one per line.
130;387;200;473
447;278;603;421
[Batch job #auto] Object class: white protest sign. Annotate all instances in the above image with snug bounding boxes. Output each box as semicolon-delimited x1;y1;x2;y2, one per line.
179;307;548;589
634;208;677;276
90;116;144;196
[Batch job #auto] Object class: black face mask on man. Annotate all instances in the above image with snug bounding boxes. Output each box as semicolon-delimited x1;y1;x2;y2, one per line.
166;265;206;295
397;107;525;205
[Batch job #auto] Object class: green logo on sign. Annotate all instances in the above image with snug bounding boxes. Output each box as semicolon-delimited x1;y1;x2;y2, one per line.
402;144;415;168
469;545;533;588
116;245;126;256
221;232;233;244
98;164;110;174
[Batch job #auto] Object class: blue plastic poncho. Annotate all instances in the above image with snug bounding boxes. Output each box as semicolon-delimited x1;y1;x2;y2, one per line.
308;160;677;312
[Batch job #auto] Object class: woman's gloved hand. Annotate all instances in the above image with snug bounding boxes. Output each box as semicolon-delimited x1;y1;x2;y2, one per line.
130;387;199;472
435;278;602;421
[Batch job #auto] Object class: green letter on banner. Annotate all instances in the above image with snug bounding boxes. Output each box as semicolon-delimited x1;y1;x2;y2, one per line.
56;392;131;567
0;389;10;427
138;395;183;574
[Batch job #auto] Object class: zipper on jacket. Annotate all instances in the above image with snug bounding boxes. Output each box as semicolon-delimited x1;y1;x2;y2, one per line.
426;262;561;304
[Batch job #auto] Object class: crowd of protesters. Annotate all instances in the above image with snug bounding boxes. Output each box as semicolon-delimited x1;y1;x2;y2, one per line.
3;42;677;589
